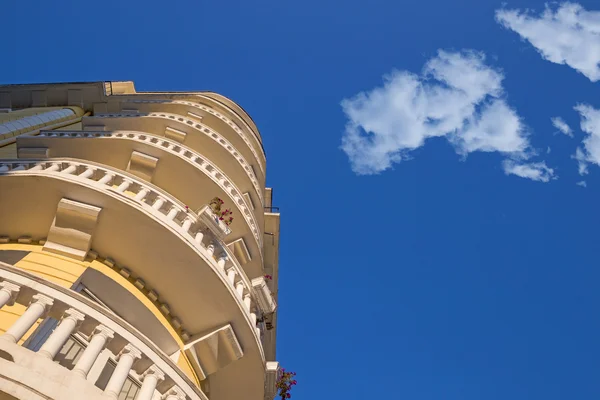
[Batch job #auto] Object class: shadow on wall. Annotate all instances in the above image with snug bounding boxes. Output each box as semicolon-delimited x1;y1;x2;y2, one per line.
0;251;30;266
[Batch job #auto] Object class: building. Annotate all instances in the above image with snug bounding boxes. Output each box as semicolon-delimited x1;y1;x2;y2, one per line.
0;81;281;400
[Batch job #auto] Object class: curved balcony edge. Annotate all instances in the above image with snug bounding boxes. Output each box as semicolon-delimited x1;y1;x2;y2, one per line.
0;161;266;362
84;111;264;189
120;99;266;173
32;129;265;229
0;261;208;400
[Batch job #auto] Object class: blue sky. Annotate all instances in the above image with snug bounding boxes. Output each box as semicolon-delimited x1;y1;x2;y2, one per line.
4;0;600;399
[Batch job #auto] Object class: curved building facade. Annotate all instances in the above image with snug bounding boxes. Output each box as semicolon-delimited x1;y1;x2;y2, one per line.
0;81;281;400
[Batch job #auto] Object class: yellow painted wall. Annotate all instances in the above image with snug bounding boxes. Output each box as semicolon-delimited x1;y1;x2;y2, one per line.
0;244;201;386
15;250;87;288
0;244;87;344
88;261;201;386
177;352;201;384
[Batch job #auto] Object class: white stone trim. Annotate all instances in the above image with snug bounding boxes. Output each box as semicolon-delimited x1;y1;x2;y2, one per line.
122;99;266;173
251;277;277;314
31;131;263;248
0;263;208;400
0;164;264;359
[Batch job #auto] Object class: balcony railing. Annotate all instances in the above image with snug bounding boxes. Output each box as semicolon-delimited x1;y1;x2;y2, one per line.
0;160;274;347
0;262;207;400
83;111;264;197
33;129;264;207
120;99;266;172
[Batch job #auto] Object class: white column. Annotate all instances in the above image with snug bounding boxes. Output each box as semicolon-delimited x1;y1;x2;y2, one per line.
162;386;186;400
181;217;193;232
45;164;60;172
226;268;236;285
134;188;150;201
153;197;166;210
79;168;95;179
236;282;245;297
166;207;179;220
98;173;115;185
72;325;114;378
104;344;142;398
38;308;85;360
62;164;77;174
217;255;227;269
116;179;133;193
136;365;165;400
243;294;252;311
206;243;215;256
0;282;20;309
29;164;44;171
194;230;204;245
2;294;53;343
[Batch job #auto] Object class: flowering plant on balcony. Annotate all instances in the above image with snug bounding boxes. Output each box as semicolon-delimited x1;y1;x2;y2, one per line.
209;197;234;226
209;197;224;213
264;274;273;280
276;369;297;399
219;209;234;226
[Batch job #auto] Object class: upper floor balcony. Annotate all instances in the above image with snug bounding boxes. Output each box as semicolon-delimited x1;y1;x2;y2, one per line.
104;99;266;177
81;112;265;189
0;159;278;400
0;262;209;400
17;131;264;272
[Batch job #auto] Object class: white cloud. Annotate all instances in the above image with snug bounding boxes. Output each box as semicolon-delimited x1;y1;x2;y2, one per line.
576;180;587;187
573;104;600;174
340;49;554;182
551;116;573;137
496;3;600;82
502;160;556;182
573;147;589;175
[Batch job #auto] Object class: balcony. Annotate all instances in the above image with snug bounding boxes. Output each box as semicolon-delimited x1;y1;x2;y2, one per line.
17;131;265;276
19;130;264;232
82;111;264;189
0;159;274;400
0;261;207;400
110;99;266;176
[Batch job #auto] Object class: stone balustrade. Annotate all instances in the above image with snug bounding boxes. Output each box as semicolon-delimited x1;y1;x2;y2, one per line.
120;99;266;174
84;111;264;194
0;159;270;346
33;129;263;244
0;262;208;400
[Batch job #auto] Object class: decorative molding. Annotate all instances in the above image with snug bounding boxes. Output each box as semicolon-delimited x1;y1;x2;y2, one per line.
43;198;102;261
243;192;255;210
121;99;266;173
0;161;263;356
165;126;187;143
127;151;159;182
83;112;264;203
30;131;263;248
227;238;251;266
264;361;281;400
251;277;277;314
183;324;244;380
17;147;48;158
0;262;208;400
